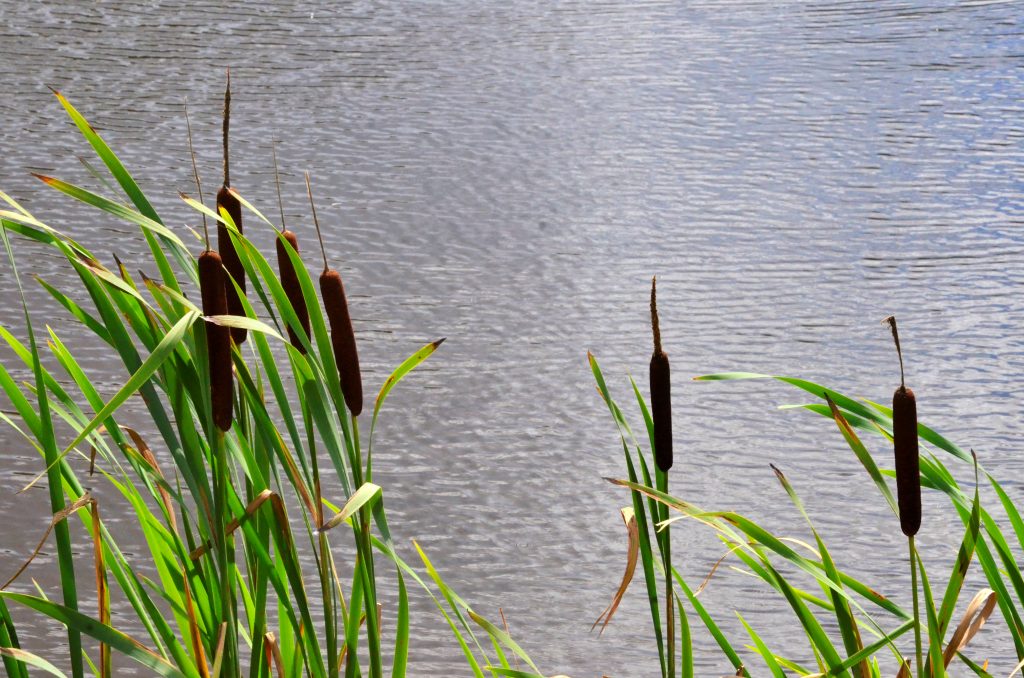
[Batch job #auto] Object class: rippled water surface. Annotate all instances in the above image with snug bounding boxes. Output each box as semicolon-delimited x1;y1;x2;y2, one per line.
1;1;1023;674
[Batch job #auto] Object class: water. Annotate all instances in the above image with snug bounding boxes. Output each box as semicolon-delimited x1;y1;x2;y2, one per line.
1;0;1022;674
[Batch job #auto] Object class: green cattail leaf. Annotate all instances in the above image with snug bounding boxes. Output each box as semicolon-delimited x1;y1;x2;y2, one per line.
371;536;488;677
736;613;786;678
0;647;69;677
204;314;286;343
0;596;29;678
0;593;192;678
320;483;382;533
413;541;493;662
935;474;981;640
35;276;112;344
391;568;410;678
0;207;49;231
226;187;278;230
52;90;188;290
588;353;669;676
61;310;199;456
1;221;85;678
34;174;187;250
51;91;159;222
671;568;747;675
370;338;446;437
180;193;225;226
467;609;541;675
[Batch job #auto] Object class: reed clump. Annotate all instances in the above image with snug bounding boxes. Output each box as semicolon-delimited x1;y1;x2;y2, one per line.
0;86;542;678
590;285;999;677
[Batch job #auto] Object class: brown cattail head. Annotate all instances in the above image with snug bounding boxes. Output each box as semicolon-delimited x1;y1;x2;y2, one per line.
893;385;920;537
277;230;311;353
216;186;246;344
650;277;672;472
320;268;362;416
885;315;920;537
199;249;233;431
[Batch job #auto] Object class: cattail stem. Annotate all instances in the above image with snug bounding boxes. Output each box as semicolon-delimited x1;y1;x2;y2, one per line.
665;556;674;677
910;536;922;678
216;70;246;344
272;139;285;231
884;315;905;389
223;68;231;189
183;100;208;249
651;276;662;355
306;171;329;272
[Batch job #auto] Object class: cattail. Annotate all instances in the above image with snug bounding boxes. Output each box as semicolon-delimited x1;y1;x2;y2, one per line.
307;172;363;416
885;315;920;538
200;250;233;431
271;141;310;353
216;69;246;344
320;269;362;416
277;230;310;352
186;98;232;431
650;277;672;472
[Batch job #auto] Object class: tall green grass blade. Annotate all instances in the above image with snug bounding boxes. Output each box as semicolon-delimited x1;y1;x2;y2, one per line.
0;593;193;678
677;596;693;678
914;550;945;677
1;222;85;678
51;90;187;290
34;174;186;250
391;569;410;678
320;483;382;533
0;595;28;678
772;464;868;676
737;612;786;677
369;338;446;442
61;310;199;455
935;471;981;640
671;568;748;676
0;647;68;677
466;610;541;675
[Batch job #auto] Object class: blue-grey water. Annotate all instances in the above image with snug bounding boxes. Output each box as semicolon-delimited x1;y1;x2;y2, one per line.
1;1;1022;675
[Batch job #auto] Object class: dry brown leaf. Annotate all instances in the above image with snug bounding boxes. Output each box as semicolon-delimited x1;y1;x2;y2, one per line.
591;507;638;635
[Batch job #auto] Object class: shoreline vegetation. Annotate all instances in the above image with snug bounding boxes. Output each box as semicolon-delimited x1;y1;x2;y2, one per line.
0;82;1016;677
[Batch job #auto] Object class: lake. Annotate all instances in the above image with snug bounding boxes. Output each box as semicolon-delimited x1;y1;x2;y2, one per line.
1;0;1022;674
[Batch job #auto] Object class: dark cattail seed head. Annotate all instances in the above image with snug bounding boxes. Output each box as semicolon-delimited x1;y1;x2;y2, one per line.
277;230;310;353
893;385;920;537
320;268;363;416
216;186;246;345
199;250;233;432
884;315;920;537
650;277;672;472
